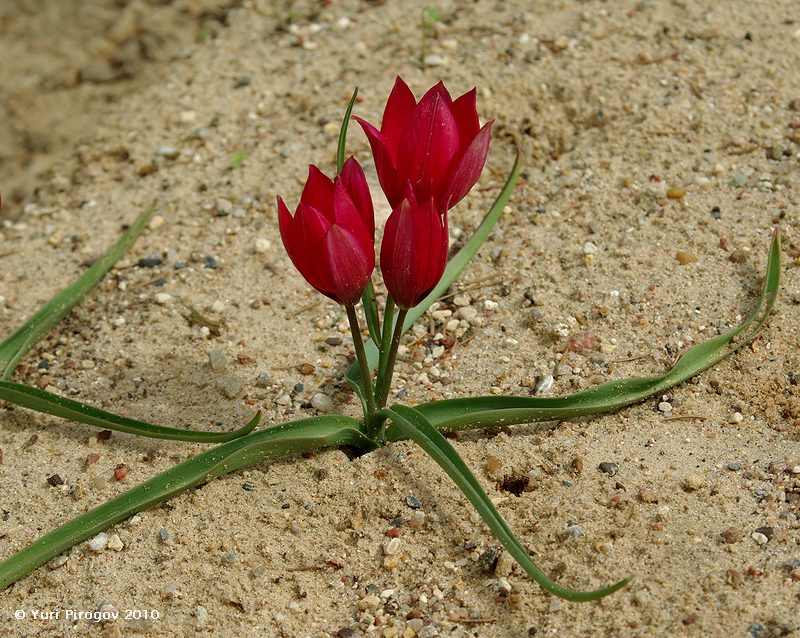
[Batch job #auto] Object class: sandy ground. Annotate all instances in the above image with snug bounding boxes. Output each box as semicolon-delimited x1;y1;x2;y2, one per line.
1;0;799;636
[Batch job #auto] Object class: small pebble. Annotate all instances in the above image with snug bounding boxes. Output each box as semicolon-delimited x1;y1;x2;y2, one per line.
203;255;219;269
89;533;109;552
682;474;707;492
107;534;124;551
582;241;597;255
154;292;171;305
255;238;271;253
298;363;315;375
137;255;163;268
727;462;742;471
729;412;744;423
48;555;69;570
755;526;774;541
532;374;553;394
675;251;697;265
113;466;128;481
667;186;687;199
195;606;208;628
599;462;619;476
149;215;165;230
383;538;402;555
255;373;271;388
47;474;64;487
208;349;227;371
485;455;503;473
658;401;672;412
721;527;742;544
405;495;422;510
325;337;342;346
357;596;381;611
310;393;333;413
751;531;768;545
216;374;244;398
156;145;179;159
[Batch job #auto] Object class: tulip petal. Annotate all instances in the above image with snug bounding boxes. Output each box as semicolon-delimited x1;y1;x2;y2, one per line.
380;77;417;160
296;203;335;295
300;165;336;220
353;116;402;208
325;225;374;305
339;157;375;236
332;178;373;260
277;196;298;264
439;120;493;211
450;87;480;145
397;88;459;196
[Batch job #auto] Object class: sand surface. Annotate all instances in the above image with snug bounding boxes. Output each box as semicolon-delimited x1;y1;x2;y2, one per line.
1;1;799;636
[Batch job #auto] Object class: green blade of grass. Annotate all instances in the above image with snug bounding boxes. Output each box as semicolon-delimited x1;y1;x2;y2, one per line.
361;279;381;347
406;228;781;436
0;206;154;380
0;380;260;442
337;87;358;174
0;415;375;590
381;405;629;601
347;151;522;387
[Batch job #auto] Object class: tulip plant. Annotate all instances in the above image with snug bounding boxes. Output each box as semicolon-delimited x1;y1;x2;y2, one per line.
0;78;782;606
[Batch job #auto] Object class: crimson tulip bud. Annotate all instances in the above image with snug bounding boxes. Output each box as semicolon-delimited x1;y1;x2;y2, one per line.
354;76;492;213
380;188;448;310
277;157;375;305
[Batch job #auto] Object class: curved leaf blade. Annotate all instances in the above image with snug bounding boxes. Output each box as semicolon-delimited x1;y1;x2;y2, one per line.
0;207;154;380
382;405;629;601
408;228;781;435
0;380;260;442
0;415;375;590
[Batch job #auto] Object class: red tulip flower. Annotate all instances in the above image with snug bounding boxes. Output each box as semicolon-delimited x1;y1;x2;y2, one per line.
380;188;448;310
354;76;492;212
277;157;375;306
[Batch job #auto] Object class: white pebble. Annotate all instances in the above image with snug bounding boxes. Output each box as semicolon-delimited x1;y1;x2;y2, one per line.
751;531;768;545
658;401;673;412
88;533;109;552
583;241;598;255
484;300;498;311
729;412;744;424
255;238;271;253
107;534;124;551
310;393;333;413
383;538;402;555
154;292;172;305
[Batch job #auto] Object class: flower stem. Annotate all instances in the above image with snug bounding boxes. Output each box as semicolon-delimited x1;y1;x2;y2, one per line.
377;297;395;380
375;308;408;409
346;304;376;419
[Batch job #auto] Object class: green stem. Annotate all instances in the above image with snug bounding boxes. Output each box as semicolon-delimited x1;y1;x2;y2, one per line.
375;308;408;409
346;304;376;418
376;297;396;380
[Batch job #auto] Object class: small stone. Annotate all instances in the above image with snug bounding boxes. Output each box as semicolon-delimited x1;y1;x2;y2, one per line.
658;401;672;412
729;412;744;424
532;374;553;394
298;363;315;375
149;215;165;230
47;473;64;487
409;511;425;529
89;533;109;552
255;238;271;253
137;255;163;268
203;255;219;269
667;186;687;200
582;241;598;255
113;466;128;481
159;529;170;543
48;555;69;570
494;550;514;577
423;54;447;66
208;349;227;371
310;393;333;413
721;527;743;543
195;606;208;628
405;495;422;510
222;550;238;563
255;373;271;388
357;595;381;611
729;250;748;264
107;534;124;551
767;145;783;161
455;307;479;324
217;374;244;398
755;526;774;541
485;455;503;473
675;251;697;265
156;145;180;160
383;538;402;555
682;474;707;492
325;336;342;346
599;462;619;476
154;292;171;305
751;531;768;545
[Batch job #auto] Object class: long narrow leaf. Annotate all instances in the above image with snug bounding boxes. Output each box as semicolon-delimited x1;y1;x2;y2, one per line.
0;381;260;442
0;415;375;590
408;228;781;436
382;405;629;601
336;87;358;174
347;152;522;386
0;207;154;380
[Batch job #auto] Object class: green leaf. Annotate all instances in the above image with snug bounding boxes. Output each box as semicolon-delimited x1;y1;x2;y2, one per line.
336;87;359;174
0;207;154;380
381;405;629;601
229;151;247;169
408;228;781;435
0;415;376;591
0;381;260;442
347;151;522;387
361;279;381;347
